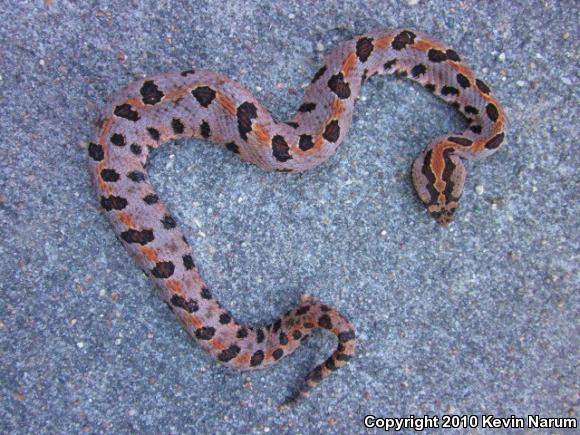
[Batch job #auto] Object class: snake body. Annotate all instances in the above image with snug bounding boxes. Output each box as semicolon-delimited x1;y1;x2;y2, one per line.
88;29;505;405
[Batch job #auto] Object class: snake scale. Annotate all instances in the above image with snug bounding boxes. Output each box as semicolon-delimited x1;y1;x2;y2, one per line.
88;29;505;406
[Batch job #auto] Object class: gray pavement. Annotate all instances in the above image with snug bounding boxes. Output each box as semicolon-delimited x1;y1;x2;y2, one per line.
1;0;578;433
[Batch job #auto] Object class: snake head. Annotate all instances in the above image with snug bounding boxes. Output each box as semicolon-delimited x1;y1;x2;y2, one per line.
412;141;466;225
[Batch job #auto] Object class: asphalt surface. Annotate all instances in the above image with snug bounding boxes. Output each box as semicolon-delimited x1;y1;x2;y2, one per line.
1;1;578;433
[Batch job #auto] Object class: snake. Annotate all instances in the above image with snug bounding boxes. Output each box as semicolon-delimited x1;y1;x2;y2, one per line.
88;28;506;406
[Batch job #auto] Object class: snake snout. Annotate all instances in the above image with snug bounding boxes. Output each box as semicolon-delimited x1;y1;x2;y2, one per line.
428;202;458;225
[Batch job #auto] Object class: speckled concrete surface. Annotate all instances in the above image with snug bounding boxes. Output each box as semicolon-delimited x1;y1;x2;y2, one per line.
1;1;578;433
